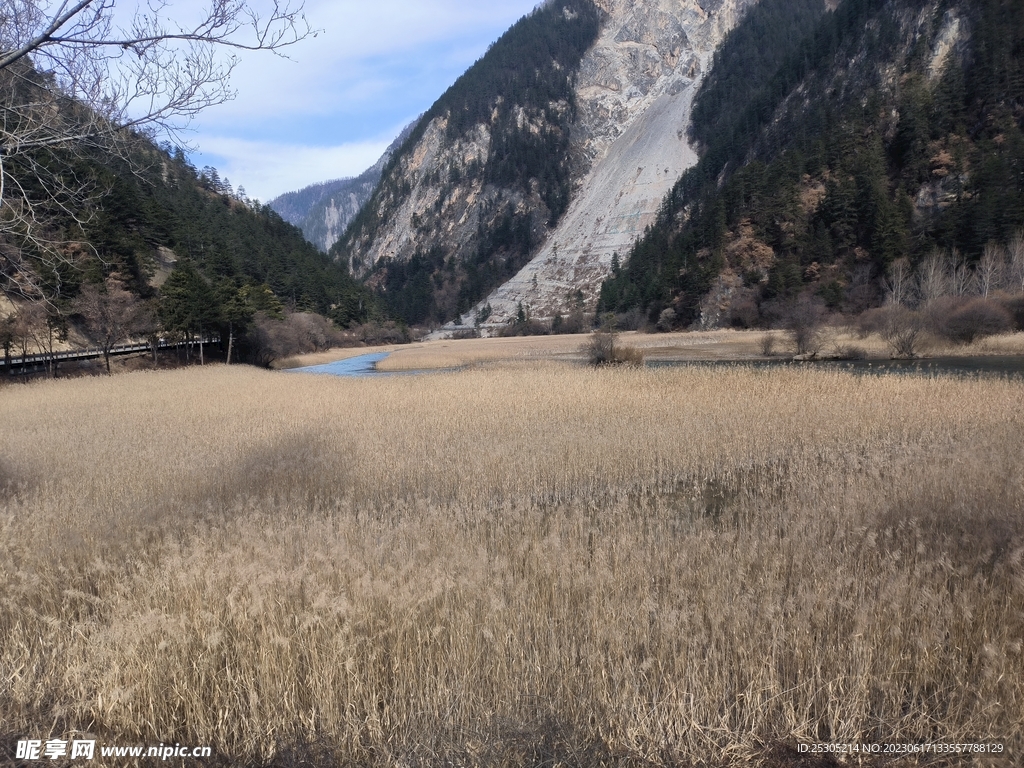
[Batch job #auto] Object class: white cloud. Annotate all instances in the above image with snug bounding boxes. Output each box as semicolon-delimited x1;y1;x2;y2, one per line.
194;136;394;201
195;0;540;125
183;0;541;198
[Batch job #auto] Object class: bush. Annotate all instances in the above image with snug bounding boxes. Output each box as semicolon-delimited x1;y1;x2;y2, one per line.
880;305;924;358
584;331;643;367
551;308;591;335
1002;295;1024;331
246;311;349;367
615;307;648;332
832;344;868;360
759;332;777;356
855;307;886;339
499;318;549;337
354;321;411;345
786;295;826;356
656;307;677;332
729;291;760;328
937;298;1013;344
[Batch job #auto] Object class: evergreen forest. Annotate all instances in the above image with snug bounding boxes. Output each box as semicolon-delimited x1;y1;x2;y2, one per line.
599;0;1024;328
2;128;379;366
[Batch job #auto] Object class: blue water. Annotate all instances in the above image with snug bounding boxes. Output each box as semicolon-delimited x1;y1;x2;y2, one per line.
289;352;392;377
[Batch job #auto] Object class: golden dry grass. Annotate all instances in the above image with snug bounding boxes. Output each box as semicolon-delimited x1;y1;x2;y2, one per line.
291;329;1024;375
2;363;1023;766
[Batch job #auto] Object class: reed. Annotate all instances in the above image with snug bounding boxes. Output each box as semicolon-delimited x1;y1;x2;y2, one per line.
2;363;1022;766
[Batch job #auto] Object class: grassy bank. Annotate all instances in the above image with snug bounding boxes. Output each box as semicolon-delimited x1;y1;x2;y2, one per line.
1;364;1022;766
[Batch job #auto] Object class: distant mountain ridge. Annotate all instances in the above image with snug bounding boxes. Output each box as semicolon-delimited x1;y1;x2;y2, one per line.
268;123;416;253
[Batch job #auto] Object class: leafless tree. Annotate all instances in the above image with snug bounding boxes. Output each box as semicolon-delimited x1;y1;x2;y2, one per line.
73;275;153;372
9;300;39;357
883;257;915;307
976;243;1004;298
948;249;973;297
0;0;313;304
916;250;949;305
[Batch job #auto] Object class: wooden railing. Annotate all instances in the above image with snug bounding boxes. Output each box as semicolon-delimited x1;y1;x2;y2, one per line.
0;337;220;374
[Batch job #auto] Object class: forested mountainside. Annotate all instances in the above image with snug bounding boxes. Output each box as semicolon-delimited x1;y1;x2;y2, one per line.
269;123;416;253
2;122;376;361
85;147;374;324
330;0;603;326
599;0;1024;328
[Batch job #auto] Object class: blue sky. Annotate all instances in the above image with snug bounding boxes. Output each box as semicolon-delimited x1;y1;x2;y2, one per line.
187;0;542;202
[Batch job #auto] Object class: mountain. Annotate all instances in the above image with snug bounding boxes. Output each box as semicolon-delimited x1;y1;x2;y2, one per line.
328;0;760;330
268;123;416;253
598;0;1024;328
0;101;377;339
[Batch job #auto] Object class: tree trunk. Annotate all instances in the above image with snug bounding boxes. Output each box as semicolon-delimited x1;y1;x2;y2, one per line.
104;347;111;374
226;322;234;365
199;324;204;365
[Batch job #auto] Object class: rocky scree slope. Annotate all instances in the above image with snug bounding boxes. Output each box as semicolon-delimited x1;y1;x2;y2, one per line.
332;0;754;330
453;0;756;332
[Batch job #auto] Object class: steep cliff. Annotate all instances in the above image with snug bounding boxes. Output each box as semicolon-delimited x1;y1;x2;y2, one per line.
331;0;753;329
455;0;755;331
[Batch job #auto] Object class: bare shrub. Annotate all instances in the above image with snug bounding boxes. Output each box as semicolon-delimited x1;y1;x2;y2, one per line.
585;331;615;364
551;308;590;335
760;332;777;356
615;307;647;332
291;312;344;353
729;290;760;328
584;331;643;366
833;343;868;360
938;298;1013;344
657;307;677;332
499;318;549;337
880;305;924;358
786;295;826;356
1003;295;1024;331
248;311;344;367
354;320;411;345
855;307;887;338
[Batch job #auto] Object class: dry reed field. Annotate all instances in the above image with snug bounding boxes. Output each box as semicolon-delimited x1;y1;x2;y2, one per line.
281;329;1024;374
2;362;1023;766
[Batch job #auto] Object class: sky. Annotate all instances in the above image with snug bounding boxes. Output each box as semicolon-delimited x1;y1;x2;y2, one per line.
185;0;542;203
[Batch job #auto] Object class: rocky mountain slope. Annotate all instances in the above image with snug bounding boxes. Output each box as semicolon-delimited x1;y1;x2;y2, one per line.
331;0;753;330
269;125;414;253
453;0;754;331
598;0;1024;329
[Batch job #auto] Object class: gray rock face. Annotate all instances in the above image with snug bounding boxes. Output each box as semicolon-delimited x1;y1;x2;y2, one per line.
333;0;755;330
452;0;755;332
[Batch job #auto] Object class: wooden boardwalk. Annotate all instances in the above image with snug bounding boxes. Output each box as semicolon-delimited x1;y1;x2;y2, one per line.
1;337;219;375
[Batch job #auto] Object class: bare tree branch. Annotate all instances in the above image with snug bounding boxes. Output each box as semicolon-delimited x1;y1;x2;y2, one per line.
0;0;314;305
